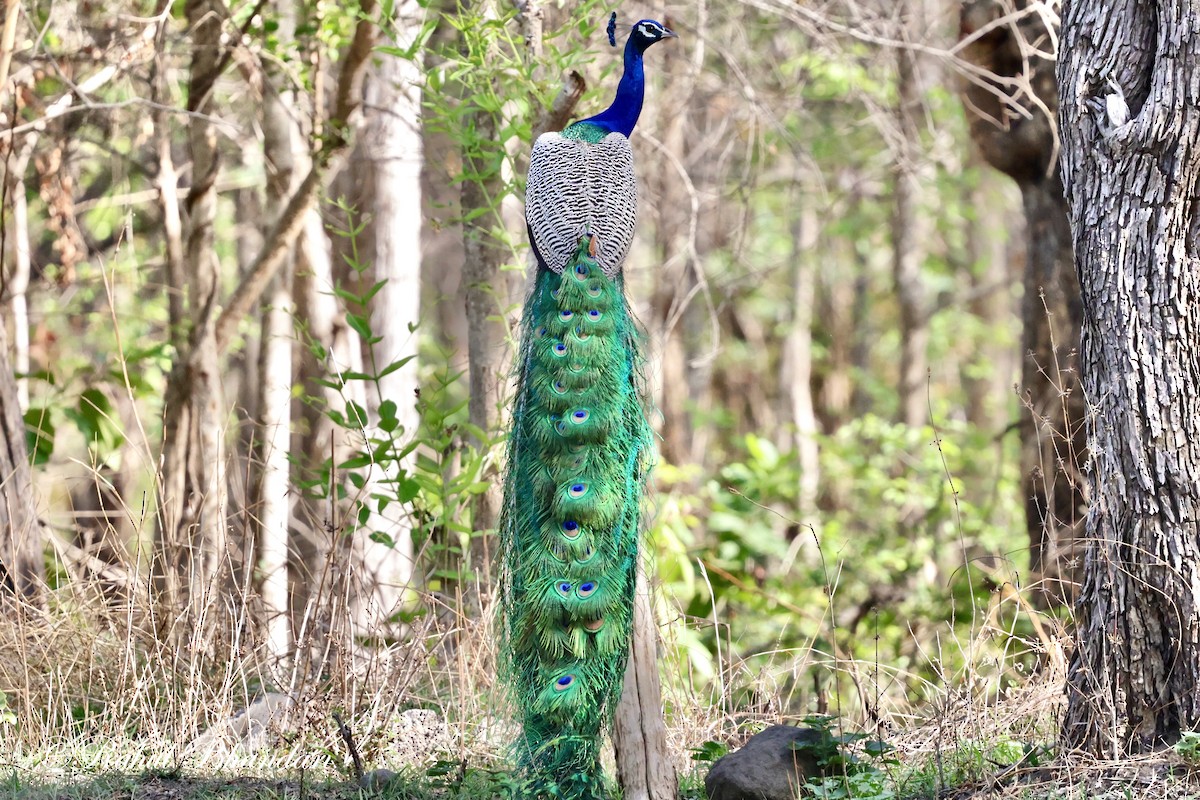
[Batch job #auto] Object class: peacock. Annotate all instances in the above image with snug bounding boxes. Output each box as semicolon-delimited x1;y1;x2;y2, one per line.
500;14;675;800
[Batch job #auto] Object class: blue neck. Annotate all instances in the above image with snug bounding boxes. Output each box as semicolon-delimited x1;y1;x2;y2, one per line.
577;36;645;138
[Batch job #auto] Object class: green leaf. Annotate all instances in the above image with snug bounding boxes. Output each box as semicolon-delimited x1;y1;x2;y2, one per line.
369;531;395;548
346;312;372;340
23;407;55;465
397;477;420;504
378;355;415;379
340;454;373;470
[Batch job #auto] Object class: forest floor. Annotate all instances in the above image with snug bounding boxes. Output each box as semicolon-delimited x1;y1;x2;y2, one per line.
8;732;1200;800
4;600;1200;799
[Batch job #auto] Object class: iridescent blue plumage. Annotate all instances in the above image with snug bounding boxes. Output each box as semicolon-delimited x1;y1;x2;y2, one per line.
568;19;676;140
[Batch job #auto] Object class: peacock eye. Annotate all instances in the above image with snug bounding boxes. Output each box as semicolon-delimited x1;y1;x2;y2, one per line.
555;420;567;434
588;310;601;320
554;674;575;691
537;326;548;337
574;326;590;341
578;582;597;598
570;409;590;424
568;482;588;498
584;618;605;632
552;380;567;394
561;519;580;538
556;581;572;596
552;341;568;356
560;310;574;321
574;263;589;279
587;283;603;297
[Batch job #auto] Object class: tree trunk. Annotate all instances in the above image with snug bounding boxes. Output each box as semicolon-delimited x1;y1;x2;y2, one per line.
1058;0;1200;756
959;0;1087;607
4;140;33;411
960;165;1017;437
257;6;305;662
613;568;678;800
0;320;43;603
458;7;508;581
892;4;930;428
156;0;230;622
1018;176;1085;607
347;1;424;626
782;197;819;522
648;27;697;467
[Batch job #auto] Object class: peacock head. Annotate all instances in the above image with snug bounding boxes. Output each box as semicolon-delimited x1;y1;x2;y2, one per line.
627;19;677;52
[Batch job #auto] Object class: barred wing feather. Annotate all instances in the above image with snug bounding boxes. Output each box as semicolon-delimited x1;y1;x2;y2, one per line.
525;132;638;277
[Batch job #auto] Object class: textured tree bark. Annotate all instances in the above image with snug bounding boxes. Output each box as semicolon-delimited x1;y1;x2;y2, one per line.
4;140;33;411
0;321;43;603
459;14;508;563
782;199;820;522
959;0;1087;607
647;24;700;468
345;0;424;627
1058;0;1200;755
257;0;304;662
892;3;930;429
613;569;678;800
155;0;230;622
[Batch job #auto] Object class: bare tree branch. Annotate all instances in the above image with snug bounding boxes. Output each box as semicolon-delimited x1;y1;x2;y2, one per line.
215;0;379;353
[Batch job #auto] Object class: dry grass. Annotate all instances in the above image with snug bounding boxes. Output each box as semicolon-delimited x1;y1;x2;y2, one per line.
4;538;1200;800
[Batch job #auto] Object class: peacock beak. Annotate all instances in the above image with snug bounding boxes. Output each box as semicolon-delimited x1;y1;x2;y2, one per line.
662;28;678;39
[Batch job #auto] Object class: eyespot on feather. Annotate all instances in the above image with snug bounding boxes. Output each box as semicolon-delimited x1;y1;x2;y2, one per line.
588;310;602;320
556;581;572;597
570;409;590;424
552;341;568;357
577;581;597;598
584;618;605;632
561;519;580;538
560;310;574;321
554;674;575;691
574;263;590;280
587;282;603;297
568;482;588;498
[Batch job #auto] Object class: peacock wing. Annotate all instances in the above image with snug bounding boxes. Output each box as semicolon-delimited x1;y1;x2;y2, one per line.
526;132;638;277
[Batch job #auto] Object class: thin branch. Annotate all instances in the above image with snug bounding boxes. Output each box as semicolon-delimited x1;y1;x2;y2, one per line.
215;0;379;353
0;0;20;100
531;69;585;139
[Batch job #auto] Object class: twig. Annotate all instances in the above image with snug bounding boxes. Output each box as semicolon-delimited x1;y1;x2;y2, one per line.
332;712;365;781
531;70;585;140
215;0;378;353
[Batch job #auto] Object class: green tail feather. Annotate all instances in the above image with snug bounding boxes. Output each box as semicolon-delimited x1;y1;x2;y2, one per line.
501;237;653;799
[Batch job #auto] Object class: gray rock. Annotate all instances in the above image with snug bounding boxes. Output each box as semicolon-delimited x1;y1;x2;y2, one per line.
704;726;828;800
359;768;397;789
190;692;295;757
